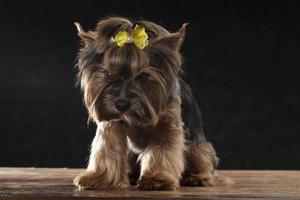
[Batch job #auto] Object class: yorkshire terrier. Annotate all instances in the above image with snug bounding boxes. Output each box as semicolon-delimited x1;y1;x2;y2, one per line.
73;17;219;190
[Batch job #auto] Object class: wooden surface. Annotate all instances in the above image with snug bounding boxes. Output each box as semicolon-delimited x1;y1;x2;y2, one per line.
0;168;300;200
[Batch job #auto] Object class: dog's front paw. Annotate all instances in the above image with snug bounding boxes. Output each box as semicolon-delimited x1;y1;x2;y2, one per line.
73;171;128;190
180;175;215;186
138;175;177;190
73;171;104;190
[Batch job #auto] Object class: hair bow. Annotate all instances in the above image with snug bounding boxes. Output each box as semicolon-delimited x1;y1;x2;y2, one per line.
114;25;148;49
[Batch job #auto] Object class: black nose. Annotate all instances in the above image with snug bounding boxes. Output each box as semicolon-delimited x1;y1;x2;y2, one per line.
115;99;130;112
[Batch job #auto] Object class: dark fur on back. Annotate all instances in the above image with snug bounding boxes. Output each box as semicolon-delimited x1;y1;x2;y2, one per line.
180;79;207;143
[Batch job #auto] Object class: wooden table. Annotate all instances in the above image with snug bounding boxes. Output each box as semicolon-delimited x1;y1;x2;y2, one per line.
0;168;299;200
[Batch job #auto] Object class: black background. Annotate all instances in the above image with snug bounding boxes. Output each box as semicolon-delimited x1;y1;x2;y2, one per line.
0;1;299;169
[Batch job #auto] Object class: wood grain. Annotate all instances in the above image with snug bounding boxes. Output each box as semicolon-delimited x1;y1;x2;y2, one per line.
0;168;299;200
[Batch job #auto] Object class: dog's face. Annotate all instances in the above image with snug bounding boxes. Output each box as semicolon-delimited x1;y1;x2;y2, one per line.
76;18;186;126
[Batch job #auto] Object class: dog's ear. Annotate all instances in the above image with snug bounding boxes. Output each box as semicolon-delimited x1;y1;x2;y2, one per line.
74;22;97;46
150;23;188;52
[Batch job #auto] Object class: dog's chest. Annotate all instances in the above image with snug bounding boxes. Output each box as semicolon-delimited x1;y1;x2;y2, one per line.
126;132;149;153
126;128;156;153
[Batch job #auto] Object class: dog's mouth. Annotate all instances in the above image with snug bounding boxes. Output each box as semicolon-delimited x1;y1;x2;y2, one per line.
96;92;156;126
119;110;151;126
99;108;150;126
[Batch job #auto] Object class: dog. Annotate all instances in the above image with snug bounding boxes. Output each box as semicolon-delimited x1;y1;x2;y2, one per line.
73;17;220;190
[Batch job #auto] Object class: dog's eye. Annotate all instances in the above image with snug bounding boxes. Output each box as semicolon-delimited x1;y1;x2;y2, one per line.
105;71;113;81
135;73;149;84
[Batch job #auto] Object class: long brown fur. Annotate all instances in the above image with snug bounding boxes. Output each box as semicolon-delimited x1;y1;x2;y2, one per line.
73;17;223;190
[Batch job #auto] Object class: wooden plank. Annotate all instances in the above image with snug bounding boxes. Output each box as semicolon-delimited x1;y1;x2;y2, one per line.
0;168;299;200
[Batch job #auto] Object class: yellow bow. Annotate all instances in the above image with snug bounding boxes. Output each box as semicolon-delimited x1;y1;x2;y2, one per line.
114;25;148;49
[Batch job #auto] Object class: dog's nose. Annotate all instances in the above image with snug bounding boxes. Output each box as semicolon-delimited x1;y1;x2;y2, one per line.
115;99;130;112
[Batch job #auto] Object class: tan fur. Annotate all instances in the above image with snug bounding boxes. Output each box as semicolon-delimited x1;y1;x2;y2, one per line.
181;142;218;186
74;122;129;189
136;98;185;190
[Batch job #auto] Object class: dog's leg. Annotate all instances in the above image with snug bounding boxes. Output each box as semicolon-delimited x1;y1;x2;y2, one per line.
127;151;140;186
181;142;219;186
137;115;185;190
74;122;128;189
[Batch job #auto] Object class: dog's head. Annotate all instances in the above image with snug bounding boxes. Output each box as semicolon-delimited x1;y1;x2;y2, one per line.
75;17;187;126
